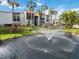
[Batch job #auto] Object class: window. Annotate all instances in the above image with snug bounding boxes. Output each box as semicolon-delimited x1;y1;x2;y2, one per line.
40;15;45;21
13;17;16;21
27;13;31;19
27;13;34;19
17;17;20;21
13;13;20;21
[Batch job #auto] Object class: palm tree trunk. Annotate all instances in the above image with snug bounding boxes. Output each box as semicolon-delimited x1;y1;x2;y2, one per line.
30;10;33;26
50;15;52;24
12;4;14;27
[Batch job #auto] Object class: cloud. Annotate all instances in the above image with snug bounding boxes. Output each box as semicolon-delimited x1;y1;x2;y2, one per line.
8;6;26;10
56;5;66;16
44;5;66;17
58;9;65;16
56;5;66;10
36;2;42;6
36;0;43;6
15;6;26;9
71;8;79;11
0;0;26;10
0;0;9;6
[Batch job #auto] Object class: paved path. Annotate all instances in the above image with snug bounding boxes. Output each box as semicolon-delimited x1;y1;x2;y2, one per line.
0;29;79;59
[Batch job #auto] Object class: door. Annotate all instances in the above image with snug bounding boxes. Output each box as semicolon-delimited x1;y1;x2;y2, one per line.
34;16;38;26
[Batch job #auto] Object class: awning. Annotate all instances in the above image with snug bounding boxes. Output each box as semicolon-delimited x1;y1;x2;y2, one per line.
24;11;34;14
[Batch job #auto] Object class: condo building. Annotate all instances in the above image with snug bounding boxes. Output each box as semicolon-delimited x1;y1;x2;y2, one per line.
0;10;59;26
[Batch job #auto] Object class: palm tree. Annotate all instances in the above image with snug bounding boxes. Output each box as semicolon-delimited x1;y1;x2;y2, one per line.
37;9;43;15
49;8;57;24
39;5;48;19
27;0;36;11
26;0;36;25
8;0;19;32
8;0;19;14
8;0;19;21
40;5;48;12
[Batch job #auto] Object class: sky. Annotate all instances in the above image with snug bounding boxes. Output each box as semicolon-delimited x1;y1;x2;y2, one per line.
0;0;79;13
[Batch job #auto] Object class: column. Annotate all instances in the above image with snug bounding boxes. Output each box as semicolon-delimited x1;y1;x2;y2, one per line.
24;12;27;25
38;15;40;26
45;15;47;23
30;19;33;26
30;13;33;26
50;15;52;24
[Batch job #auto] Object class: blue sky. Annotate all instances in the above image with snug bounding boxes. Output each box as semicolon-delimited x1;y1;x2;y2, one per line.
0;0;79;12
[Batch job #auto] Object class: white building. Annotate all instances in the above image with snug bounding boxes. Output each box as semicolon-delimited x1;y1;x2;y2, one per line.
0;10;60;26
0;11;25;26
0;11;12;25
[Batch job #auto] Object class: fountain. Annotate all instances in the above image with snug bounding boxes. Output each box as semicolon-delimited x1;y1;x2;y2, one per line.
37;28;66;41
38;28;55;41
36;28;78;53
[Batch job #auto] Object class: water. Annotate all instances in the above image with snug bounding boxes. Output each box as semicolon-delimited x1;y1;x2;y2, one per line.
38;28;54;41
0;29;79;59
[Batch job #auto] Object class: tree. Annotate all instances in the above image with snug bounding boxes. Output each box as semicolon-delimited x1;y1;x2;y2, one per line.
27;0;36;11
8;0;19;14
74;13;79;25
26;0;36;26
8;0;19;23
49;8;57;24
60;10;79;28
40;5;48;12
37;9;43;15
8;0;19;32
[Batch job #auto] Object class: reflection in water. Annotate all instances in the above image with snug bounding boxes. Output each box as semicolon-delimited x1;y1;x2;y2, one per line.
0;29;79;59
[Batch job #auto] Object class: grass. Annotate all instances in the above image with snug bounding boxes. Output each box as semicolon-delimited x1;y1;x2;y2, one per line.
0;26;34;40
0;34;22;40
64;28;79;34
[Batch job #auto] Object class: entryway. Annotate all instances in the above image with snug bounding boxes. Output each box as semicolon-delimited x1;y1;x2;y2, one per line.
34;16;38;26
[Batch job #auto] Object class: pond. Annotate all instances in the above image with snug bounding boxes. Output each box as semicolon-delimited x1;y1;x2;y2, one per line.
0;29;79;59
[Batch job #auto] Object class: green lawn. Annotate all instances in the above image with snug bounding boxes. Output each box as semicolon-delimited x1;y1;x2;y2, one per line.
0;34;22;40
0;26;34;40
64;29;79;34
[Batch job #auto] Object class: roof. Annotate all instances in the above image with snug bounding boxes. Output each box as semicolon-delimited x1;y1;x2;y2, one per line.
24;11;34;14
38;13;45;15
0;11;23;14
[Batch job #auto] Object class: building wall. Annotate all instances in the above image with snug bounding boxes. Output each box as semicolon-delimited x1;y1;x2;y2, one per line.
0;11;59;26
20;13;25;25
0;11;25;25
0;11;12;25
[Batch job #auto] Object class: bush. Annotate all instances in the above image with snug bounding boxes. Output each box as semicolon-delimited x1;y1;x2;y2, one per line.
60;11;79;29
0;26;34;40
0;27;11;34
65;24;72;29
43;22;53;29
4;24;12;26
64;29;79;34
0;26;33;34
